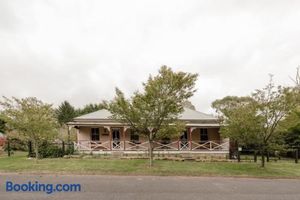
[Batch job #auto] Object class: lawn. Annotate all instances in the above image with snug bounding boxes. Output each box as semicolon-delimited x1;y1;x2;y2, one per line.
0;152;299;178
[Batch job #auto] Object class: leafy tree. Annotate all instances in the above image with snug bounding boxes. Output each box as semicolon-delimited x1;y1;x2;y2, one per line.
183;100;196;110
0;97;58;161
55;101;77;126
280;68;300;151
213;77;296;167
284;120;300;150
104;66;198;166
212;96;261;148
253;77;297;167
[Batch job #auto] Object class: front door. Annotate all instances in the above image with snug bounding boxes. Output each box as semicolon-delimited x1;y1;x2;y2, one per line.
180;131;188;149
112;129;120;149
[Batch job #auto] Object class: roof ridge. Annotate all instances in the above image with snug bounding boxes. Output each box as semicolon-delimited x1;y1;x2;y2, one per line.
74;109;110;119
183;107;214;117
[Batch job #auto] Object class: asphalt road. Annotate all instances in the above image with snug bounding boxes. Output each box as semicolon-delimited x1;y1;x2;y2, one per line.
0;174;299;200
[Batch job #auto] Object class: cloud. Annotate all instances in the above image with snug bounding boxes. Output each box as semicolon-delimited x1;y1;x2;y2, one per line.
0;0;299;113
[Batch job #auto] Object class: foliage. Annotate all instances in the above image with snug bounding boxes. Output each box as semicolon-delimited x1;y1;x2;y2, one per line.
212;96;262;147
213;77;297;167
280;95;300;150
279;68;300;150
104;66;198;166
65;142;75;155
251;78;296;166
4;138;27;151
0;97;58;161
55;101;105;125
183;100;196;110
38;141;64;158
55;101;77;126
284;124;300;149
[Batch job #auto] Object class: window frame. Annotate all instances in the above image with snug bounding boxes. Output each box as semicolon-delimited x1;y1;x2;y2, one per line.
130;130;139;142
200;128;208;141
91;128;100;141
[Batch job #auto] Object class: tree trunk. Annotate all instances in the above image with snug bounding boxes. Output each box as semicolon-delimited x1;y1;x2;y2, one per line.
62;141;65;155
261;150;265;168
149;140;154;167
34;141;39;163
28;141;33;157
67;125;71;156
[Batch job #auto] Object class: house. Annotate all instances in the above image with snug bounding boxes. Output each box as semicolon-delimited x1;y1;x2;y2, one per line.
68;108;230;157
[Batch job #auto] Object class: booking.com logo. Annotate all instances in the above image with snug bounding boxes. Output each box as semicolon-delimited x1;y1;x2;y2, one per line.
6;181;81;194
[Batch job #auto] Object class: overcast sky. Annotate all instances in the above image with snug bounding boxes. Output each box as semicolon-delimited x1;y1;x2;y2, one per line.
1;0;299;113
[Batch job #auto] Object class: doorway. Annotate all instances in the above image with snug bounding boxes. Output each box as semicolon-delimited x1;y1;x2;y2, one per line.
112;129;120;149
180;131;188;149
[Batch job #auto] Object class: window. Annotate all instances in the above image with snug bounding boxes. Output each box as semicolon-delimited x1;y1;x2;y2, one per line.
200;128;208;141
161;137;171;144
91;128;100;141
130;130;139;142
180;131;188;141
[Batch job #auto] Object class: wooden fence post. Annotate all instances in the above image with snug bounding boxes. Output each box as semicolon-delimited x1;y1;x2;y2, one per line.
254;151;257;162
295;149;298;164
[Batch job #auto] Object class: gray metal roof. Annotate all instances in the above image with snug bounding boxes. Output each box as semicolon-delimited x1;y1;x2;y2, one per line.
74;107;217;121
179;108;216;120
74;109;112;120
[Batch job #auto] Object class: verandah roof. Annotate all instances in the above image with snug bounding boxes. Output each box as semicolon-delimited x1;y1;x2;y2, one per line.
68;107;220;127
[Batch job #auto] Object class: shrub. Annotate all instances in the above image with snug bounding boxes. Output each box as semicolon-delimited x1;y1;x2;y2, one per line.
39;142;64;158
4;138;27;151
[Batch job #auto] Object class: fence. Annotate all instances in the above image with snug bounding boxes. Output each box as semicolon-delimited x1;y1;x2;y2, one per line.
232;149;299;163
4;139;75;158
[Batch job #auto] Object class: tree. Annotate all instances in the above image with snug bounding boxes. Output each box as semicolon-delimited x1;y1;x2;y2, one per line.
0;97;58;161
212;96;261;148
213;77;296;167
281;68;300;152
284;119;300;150
104;66;198;166
55;101;77;126
183;100;196;110
252;77;296;167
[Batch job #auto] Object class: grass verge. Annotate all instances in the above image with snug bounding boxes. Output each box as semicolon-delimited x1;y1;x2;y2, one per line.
0;152;299;178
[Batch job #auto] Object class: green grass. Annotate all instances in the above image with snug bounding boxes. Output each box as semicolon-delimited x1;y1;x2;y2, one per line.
0;152;300;178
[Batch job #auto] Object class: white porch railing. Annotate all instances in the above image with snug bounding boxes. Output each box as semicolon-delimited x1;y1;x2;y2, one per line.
191;140;229;151
125;141;149;150
153;141;179;151
75;140;111;151
75;140;229;152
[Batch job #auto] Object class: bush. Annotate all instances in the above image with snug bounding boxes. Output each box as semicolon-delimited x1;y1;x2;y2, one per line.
39;142;64;158
28;141;75;158
4;138;27;151
64;142;75;155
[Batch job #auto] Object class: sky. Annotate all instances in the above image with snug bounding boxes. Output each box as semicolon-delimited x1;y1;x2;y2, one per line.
1;0;299;113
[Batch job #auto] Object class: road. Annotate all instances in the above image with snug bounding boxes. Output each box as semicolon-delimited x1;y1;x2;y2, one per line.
0;174;299;200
